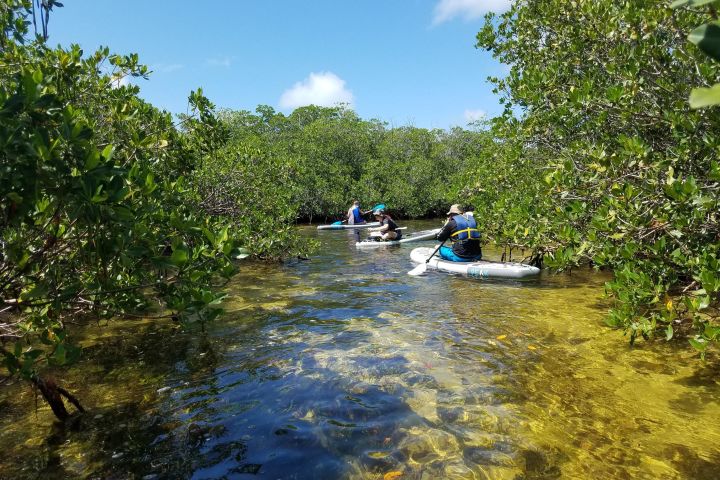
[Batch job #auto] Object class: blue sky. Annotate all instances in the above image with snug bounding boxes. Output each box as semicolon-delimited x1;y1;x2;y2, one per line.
49;0;511;129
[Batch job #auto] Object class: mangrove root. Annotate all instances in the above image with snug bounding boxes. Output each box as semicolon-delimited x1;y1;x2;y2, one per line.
32;376;85;421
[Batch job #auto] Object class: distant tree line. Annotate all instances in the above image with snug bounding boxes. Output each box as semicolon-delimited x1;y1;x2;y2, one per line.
215;105;492;222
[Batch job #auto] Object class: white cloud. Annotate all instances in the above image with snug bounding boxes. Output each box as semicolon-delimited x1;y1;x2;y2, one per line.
279;72;354;109
464;109;486;122
206;56;232;68
432;0;511;25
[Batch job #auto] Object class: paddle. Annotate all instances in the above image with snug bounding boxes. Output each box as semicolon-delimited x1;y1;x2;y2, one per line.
370;227;407;233
408;239;446;276
367;227;407;240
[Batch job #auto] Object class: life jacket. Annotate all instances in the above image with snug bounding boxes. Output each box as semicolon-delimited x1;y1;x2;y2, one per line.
352;207;364;224
450;214;480;242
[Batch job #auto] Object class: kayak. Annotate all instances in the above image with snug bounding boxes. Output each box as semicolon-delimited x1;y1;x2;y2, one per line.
410;246;540;279
317;222;380;230
356;229;440;248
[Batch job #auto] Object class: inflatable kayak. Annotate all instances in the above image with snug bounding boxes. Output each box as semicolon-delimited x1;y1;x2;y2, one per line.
317;222;380;230
410;247;540;279
356;229;440;248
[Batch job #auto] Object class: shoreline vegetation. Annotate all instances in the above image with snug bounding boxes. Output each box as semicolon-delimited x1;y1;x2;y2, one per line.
1;0;719;422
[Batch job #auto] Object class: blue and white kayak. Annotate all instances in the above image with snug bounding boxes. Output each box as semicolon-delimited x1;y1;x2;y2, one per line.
356;229;440;248
317;222;380;230
410;246;540;279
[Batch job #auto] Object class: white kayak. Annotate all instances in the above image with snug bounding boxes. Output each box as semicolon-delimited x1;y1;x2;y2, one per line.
410;246;540;279
356;229;440;248
317;222;380;230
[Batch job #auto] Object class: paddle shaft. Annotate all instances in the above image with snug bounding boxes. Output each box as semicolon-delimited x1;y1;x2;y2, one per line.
368;227;406;238
426;239;447;263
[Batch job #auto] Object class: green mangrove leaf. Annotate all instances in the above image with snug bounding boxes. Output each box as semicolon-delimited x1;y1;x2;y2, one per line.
689;337;708;353
170;247;189;266
689;84;720;108
689;22;720;61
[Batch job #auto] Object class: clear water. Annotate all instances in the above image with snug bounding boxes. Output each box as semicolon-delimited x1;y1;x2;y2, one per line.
1;220;719;479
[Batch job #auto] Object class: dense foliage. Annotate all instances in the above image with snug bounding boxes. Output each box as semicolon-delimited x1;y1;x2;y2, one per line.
467;0;720;352
0;1;308;417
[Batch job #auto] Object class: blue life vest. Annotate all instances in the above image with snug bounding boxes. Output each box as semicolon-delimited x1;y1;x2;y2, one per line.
450;214;480;242
352;207;364;224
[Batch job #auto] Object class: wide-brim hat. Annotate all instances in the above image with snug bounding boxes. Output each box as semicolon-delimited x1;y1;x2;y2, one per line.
446;204;463;215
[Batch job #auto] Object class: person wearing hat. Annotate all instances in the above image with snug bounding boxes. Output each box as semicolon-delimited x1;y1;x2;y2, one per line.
436;204;482;261
369;209;402;241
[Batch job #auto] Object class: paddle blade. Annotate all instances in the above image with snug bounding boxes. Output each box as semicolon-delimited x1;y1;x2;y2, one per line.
407;263;427;276
332;221;343;225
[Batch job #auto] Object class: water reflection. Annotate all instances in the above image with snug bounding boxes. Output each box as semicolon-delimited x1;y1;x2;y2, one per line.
1;221;719;479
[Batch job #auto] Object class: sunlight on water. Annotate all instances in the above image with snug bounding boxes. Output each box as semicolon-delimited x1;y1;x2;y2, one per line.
1;221;719;479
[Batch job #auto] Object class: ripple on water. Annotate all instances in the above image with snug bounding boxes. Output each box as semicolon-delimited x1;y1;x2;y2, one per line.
2;222;720;479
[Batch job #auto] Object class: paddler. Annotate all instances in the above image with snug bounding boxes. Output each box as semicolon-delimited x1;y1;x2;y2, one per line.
436;204;482;261
346;200;368;225
369;209;402;241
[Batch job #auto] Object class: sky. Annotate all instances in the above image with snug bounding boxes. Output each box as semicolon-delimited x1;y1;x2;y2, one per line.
47;0;512;130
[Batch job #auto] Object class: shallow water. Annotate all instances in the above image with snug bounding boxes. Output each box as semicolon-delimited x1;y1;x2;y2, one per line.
1;220;719;479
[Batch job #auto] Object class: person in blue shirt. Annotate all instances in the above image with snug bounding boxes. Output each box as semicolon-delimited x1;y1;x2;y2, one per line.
346;200;366;225
436;204;482;261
